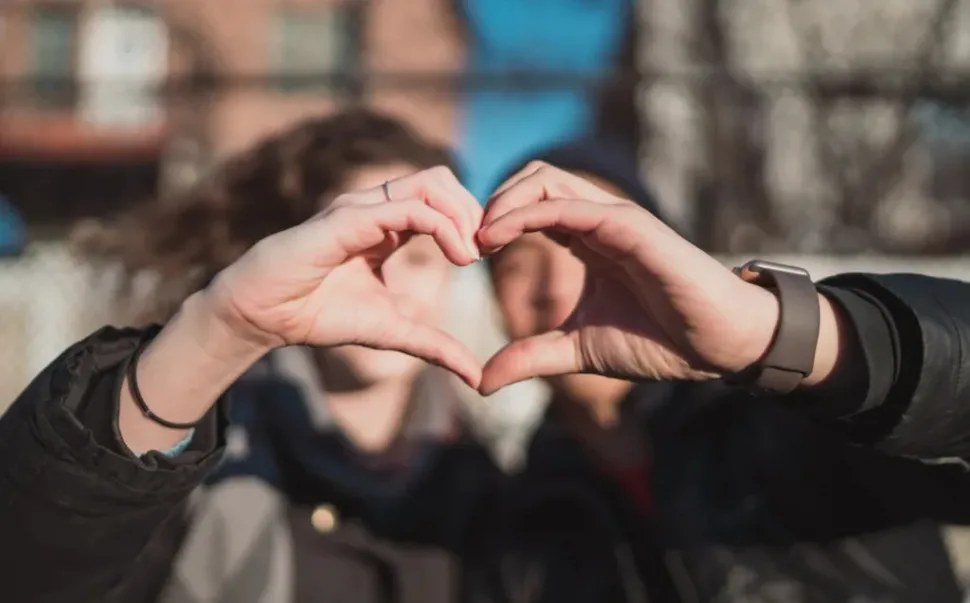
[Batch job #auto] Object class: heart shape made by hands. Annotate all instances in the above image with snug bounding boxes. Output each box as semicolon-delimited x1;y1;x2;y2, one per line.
211;164;777;396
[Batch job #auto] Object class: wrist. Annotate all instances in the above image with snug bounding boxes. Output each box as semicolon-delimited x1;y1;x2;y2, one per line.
203;272;287;352
800;293;846;387
117;291;269;455
733;283;781;374
732;282;844;388
190;288;276;361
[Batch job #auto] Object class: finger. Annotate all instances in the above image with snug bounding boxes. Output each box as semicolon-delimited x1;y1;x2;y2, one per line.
423;169;483;258
483;164;617;228
477;162;542;256
388;167;481;258
366;199;474;266
482;162;557;228
321;199;475;267
360;231;403;267
478;199;616;251
479;330;579;395
369;319;483;389
485;160;544;206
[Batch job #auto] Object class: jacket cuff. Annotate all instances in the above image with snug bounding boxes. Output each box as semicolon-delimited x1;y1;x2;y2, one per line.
7;327;226;502
103;326;223;466
820;273;970;459
811;284;897;419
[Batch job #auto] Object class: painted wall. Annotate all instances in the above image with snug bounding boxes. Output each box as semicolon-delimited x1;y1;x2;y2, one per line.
457;0;633;199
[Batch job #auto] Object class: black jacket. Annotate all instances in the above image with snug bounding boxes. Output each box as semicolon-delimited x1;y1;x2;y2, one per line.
3;273;970;603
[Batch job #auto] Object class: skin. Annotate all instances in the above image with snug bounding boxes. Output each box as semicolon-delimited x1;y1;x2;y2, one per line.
119;166;482;456
317;163;456;451
489;172;666;470
117;166;850;458
476;163;848;395
490;172;637;426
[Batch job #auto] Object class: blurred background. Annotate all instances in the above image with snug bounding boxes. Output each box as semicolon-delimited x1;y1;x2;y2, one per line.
1;0;970;583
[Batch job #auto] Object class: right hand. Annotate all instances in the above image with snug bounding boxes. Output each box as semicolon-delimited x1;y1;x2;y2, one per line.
204;167;485;387
477;162;783;393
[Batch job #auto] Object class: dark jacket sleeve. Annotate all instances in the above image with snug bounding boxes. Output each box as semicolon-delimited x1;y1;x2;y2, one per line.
816;273;970;461
0;327;226;603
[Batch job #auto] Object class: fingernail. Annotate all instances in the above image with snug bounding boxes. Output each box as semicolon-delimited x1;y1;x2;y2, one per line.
467;241;480;260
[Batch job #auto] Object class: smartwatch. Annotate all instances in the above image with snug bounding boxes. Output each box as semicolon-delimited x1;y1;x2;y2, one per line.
730;259;821;394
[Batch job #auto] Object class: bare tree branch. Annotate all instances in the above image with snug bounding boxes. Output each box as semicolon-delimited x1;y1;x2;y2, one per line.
782;0;959;252
847;0;959;250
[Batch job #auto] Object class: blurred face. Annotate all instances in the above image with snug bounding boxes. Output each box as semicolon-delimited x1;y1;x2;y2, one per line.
490;172;632;408
319;163;454;386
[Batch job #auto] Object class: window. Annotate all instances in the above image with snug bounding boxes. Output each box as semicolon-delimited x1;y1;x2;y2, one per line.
77;5;168;128
27;6;77;109
272;5;360;94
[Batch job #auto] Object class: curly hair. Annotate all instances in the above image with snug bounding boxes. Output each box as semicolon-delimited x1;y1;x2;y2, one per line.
75;109;456;324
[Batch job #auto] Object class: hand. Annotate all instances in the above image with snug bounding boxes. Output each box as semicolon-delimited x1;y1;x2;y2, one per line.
476;163;783;394
205;167;485;387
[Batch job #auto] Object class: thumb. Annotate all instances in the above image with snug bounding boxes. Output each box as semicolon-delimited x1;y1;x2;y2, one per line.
368;319;483;389
479;329;580;395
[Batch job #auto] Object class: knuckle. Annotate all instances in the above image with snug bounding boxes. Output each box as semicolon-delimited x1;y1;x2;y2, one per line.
534;163;564;180
414;166;453;193
533;164;576;195
396;199;433;221
428;164;454;180
397;197;424;211
422;176;447;199
324;203;365;225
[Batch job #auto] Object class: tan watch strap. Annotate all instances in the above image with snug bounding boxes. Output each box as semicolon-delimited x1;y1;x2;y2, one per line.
731;260;821;394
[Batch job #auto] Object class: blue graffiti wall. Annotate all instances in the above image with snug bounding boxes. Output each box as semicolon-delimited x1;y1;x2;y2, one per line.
458;0;632;199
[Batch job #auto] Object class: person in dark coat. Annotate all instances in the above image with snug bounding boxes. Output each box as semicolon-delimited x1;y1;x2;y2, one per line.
3;146;970;603
473;139;970;603
47;109;503;603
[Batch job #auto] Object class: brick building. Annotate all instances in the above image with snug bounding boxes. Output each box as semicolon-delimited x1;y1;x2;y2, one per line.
0;0;465;228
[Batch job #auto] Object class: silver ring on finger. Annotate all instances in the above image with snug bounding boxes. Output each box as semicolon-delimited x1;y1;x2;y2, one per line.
381;180;392;202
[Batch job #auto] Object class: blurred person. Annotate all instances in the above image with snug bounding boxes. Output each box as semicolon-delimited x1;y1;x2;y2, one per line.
68;110;503;603
481;141;970;602
441;254;550;469
4;160;970;603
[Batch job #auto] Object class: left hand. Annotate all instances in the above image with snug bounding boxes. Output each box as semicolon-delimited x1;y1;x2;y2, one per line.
476;163;784;394
206;167;484;386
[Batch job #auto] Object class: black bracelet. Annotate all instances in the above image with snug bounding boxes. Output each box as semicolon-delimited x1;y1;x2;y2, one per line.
126;335;200;430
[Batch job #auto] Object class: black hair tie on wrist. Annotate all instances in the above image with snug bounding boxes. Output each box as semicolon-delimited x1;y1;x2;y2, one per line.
126;336;200;430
